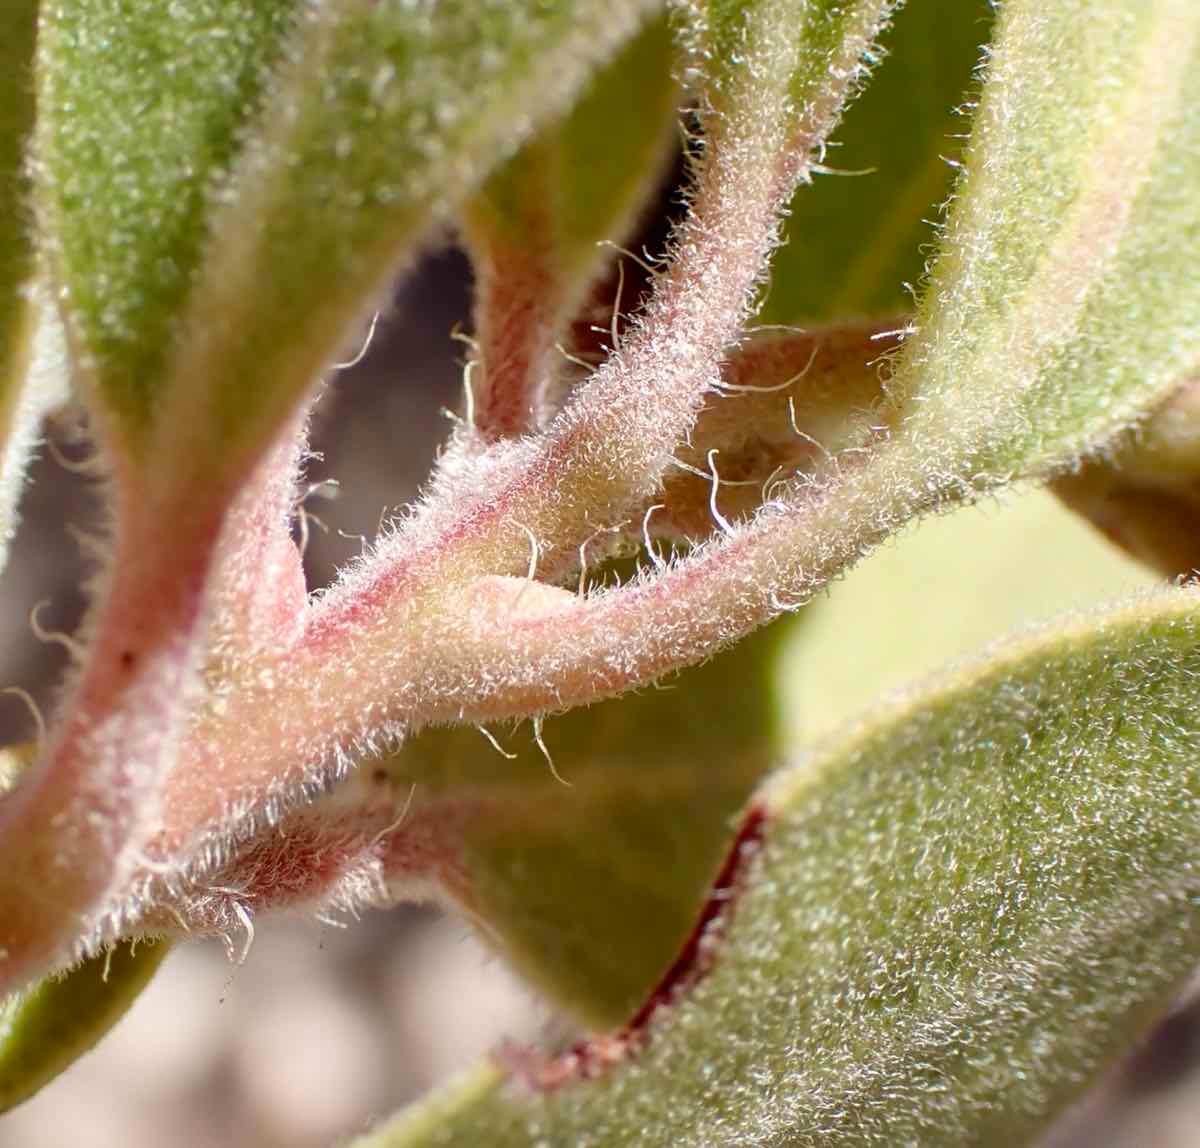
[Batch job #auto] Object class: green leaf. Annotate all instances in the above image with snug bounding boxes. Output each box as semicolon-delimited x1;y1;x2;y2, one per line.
36;0;656;483
890;0;1200;479
383;611;794;1028
0;1;56;569
155;0;659;484
0;939;167;1113
0;0;36;374
35;0;303;457
779;486;1154;745
358;587;1200;1147
761;0;994;325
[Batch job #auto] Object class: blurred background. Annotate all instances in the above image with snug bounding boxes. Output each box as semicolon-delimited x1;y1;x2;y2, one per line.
0;246;1198;1147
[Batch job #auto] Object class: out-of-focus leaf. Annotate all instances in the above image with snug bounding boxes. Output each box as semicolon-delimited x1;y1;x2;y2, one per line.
0;0;36;377
382;612;794;1028
0;939;167;1113
778;486;1154;745
888;0;1200;479
0;2;56;570
1052;375;1200;578
461;16;680;435
540;18;676;281
761;0;993;325
358;587;1200;1147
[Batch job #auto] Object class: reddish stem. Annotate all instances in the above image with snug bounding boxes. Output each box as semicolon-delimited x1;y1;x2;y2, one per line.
0;491;223;991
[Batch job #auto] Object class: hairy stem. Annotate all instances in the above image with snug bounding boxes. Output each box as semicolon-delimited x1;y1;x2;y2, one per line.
0;488;223;992
84;2;898;897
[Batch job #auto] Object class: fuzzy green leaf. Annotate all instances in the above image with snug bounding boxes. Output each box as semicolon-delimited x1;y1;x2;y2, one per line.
0;939;167;1113
382;614;792;1028
890;0;1200;479
359;587;1200;1147
760;0;993;324
35;0;302;457
36;0;655;481
154;0;659;485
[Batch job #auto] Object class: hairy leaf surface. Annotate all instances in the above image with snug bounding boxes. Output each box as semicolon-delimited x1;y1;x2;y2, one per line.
157;0;658;487
685;0;893;131
889;0;1200;478
360;588;1200;1147
36;0;656;484
35;0;301;457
